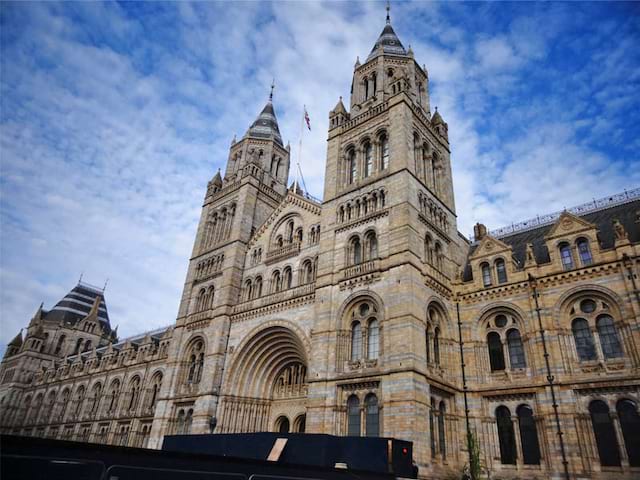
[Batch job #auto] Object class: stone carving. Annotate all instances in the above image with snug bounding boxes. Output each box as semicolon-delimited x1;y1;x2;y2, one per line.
613;219;628;240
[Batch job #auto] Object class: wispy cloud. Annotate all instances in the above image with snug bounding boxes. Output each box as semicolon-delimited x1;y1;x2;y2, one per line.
1;1;638;350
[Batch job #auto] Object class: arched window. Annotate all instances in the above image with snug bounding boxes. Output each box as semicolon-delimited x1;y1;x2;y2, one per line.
283;267;292;290
286;220;294;243
83;340;92;352
206;285;215;308
351;237;362;265
426;326;431;363
487;332;505;371
379;134;389;170
365;231;378;260
244;279;252;301
438;401;446;458
424;234;434;265
367;319;379;360
185;409;193;434
127;377;141;412
272;270;281;293
434;242;443;271
108;380;120;414
90;383;102;414
495;259;508;284
431;152;440;193
348;148;357;184
365;394;379;437
254;276;263;298
74;386;85;416
572;318;597;361
196;288;206;311
559;242;574;270
186;340;205;384
506;329;526;369
302;260;314;284
364;142;373;177
176;409;186;434
517;405;541;465
481;262;492;287
617;399;640;466
347;395;360;436
577;238;593;266
496;406;517;464
73;338;83;355
589;400;621;466
351;322;362;361
596;314;623;359
148;373;163;412
433;327;440;365
276;416;290;433
294;414;306;433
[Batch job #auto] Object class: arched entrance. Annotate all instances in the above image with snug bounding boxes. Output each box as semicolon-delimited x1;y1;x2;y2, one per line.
219;324;308;433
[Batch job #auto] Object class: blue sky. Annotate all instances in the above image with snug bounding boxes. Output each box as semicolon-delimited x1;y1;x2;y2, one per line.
1;1;639;349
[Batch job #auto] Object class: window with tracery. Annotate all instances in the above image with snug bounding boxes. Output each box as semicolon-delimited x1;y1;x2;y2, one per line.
426;304;445;367
577;238;593;266
559;242;574;270
495;258;508;284
185;340;205;385
569;297;623;361
485;313;526;371
348;300;381;363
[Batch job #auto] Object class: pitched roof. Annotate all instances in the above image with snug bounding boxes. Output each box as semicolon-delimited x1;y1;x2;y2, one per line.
367;22;408;62
463;197;640;281
245;100;283;146
44;282;111;332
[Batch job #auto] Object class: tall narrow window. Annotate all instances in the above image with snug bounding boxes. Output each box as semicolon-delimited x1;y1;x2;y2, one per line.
596;314;623;359
559;243;574;270
617;399;640;467
589;400;621;466
380;135;389;170
488;332;505;371
438;401;446;458
426;327;431;363
364;142;373;177
577;238;593;266
351;237;362;265
434;242;443;271
367;319;379;360
507;329;526;369
283;267;292;290
481;263;492;287
351;322;362;361
429;398;436;457
425;235;434;265
347;395;360;436
277;416;289;433
348;149;356;184
365;394;379;437
495;259;508;284
496;406;517;464
517;405;541;465
433;327;440;365
365;231;378;260
572;318;597;361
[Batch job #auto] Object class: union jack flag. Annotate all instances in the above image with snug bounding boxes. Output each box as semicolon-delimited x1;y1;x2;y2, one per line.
304;107;311;130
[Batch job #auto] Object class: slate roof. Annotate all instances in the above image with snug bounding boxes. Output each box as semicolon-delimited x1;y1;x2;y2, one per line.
463;197;640;281
367;22;408;61
44;283;111;333
246;100;283;146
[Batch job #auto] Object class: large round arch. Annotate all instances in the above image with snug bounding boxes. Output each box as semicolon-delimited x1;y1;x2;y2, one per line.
220;323;309;433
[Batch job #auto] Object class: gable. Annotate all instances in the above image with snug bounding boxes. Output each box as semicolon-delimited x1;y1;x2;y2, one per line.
544;211;595;241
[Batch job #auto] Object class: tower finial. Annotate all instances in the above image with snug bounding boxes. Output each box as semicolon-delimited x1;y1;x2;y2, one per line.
386;0;391;24
270;78;275;101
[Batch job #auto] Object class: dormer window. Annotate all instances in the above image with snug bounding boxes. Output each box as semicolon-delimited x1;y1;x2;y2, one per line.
577;238;593;266
495;259;507;284
481;262;492;287
559;242;574;270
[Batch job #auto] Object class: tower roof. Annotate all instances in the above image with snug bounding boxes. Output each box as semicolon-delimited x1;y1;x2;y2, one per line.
367;16;407;62
44;282;111;332
245;99;283;146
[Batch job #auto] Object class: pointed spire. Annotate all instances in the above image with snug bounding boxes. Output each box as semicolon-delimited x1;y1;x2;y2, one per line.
332;96;347;115
355;56;361;68
212;168;222;186
431;107;444;125
367;3;407;62
8;331;23;348
245;86;283;146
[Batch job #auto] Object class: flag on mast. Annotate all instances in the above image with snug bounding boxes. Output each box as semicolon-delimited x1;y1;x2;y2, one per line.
304;106;311;130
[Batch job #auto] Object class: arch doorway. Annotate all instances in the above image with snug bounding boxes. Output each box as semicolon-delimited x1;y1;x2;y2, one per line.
219;324;308;433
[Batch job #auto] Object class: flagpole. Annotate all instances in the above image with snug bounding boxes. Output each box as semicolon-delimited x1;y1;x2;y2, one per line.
295;105;305;193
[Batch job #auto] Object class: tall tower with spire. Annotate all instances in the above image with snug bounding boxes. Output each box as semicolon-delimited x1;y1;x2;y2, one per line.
154;90;292;439
308;5;466;470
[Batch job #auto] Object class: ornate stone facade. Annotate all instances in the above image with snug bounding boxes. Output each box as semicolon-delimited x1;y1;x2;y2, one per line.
2;12;639;480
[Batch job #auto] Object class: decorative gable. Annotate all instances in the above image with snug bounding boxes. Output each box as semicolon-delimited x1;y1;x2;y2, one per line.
544;211;595;241
469;235;512;261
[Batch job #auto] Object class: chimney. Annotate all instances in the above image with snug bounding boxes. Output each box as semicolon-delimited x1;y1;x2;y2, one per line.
474;223;487;240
